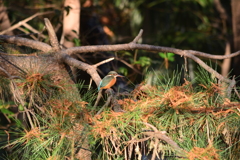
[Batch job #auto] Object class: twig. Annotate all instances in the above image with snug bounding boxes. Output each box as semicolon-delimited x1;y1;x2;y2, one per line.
38;26;46;41
226;76;236;98
0;11;54;35
94;89;102;107
95;89;114;115
22;22;46;39
131;29;143;43
234;87;240;99
188;50;240;59
93;57;115;68
0;66;13;78
17;27;38;40
115;57;142;75
24;107;35;129
0;66;22;79
0;54;27;75
151;138;159;160
29;109;41;129
185;51;232;84
140;122;186;157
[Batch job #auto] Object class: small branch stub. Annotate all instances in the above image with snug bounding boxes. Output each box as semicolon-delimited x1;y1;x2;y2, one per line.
44;18;60;51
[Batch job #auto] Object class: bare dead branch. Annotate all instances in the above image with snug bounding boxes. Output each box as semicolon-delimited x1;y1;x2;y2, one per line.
60;52;101;85
139;122;186;157
0;28;239;96
184;51;231;83
0;11;54;35
93;57;115;68
0;66;13;78
66;43;240;60
96;89;114;115
94;90;102;107
143;132;186;156
141;122;159;132
131;29;143;43
44;18;60;51
188;50;240;59
65;43;235;86
17;27;38;40
22;23;47;39
0;35;52;52
115;57;142;75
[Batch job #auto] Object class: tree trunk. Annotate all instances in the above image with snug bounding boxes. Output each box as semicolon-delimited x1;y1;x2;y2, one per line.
0;5;13;35
231;0;240;84
61;0;80;48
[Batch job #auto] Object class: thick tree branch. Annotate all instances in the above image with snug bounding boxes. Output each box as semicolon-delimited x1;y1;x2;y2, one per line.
0;35;52;52
66;43;240;60
59;52;101;85
0;29;239;91
42;18;102;86
2;33;240;60
65;43;234;85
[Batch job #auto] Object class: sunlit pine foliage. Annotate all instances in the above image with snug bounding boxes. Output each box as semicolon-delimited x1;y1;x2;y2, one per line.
90;67;240;160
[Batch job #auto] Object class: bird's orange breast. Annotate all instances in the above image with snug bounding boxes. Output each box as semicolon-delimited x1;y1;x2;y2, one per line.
100;78;116;89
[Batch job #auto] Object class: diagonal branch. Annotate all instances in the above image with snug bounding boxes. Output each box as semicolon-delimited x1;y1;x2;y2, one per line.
131;29;143;43
59;52;101;85
0;11;54;35
141;122;186;157
44;18;60;51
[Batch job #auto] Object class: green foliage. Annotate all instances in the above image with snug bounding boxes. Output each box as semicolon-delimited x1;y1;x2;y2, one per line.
2;83;95;160
16;72;62;109
118;67;128;76
0;78;12;102
134;56;151;67
159;52;175;62
0;66;239;159
73;37;81;46
89;67;239;160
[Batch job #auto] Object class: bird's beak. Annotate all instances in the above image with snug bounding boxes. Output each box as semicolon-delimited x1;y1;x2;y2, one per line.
116;74;124;77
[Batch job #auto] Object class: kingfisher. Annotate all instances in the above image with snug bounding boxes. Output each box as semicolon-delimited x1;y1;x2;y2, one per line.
98;71;123;91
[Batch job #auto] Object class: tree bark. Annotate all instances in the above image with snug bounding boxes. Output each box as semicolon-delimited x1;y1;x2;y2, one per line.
0;53;76;85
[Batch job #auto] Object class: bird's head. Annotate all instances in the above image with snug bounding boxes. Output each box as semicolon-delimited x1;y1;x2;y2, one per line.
107;71;124;78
